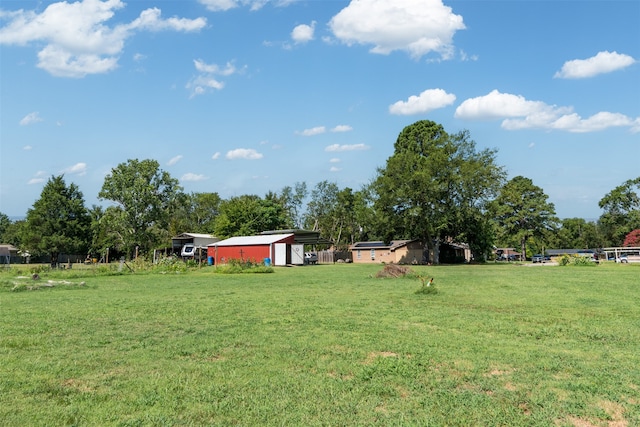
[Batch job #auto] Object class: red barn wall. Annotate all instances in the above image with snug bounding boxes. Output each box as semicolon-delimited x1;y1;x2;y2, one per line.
207;245;270;264
207;235;296;265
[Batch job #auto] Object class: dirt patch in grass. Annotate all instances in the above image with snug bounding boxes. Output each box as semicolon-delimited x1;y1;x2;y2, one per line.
375;264;414;278
561;400;628;427
364;351;399;364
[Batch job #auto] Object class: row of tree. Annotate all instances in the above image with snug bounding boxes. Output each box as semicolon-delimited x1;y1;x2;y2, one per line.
1;121;639;265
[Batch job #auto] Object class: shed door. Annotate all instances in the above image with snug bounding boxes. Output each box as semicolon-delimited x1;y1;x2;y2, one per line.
274;243;287;266
291;244;304;265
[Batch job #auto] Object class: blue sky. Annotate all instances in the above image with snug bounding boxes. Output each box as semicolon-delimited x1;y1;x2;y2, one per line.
1;0;638;220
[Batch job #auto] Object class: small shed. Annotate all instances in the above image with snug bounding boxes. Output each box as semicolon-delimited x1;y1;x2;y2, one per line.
172;233;219;251
0;244;19;265
350;240;423;264
208;233;296;266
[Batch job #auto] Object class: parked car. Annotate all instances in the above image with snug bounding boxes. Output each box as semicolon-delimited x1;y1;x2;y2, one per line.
181;244;196;258
616;254;629;263
304;252;318;265
532;254;544;263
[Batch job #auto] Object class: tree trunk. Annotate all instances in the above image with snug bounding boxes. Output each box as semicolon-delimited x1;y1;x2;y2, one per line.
433;241;441;265
50;252;59;269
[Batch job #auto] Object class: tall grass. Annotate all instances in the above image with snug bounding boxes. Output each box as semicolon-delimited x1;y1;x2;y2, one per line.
1;263;638;426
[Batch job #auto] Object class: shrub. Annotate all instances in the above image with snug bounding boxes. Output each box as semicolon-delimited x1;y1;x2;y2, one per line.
559;254;598;267
415;276;438;295
214;258;274;274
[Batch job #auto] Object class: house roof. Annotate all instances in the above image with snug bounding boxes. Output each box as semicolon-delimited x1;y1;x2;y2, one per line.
349;240;418;251
210;233;294;247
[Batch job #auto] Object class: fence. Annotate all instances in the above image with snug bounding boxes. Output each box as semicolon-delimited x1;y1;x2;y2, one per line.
316;250;352;264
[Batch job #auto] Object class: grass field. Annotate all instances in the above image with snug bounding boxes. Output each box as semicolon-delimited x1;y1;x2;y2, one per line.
1;263;639;426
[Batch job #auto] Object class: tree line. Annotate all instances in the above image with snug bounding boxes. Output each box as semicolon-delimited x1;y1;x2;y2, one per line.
1;121;638;265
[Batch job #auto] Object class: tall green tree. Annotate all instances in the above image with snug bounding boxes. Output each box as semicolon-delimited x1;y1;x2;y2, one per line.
303;181;340;242
491;176;558;260
168;192;222;236
554;218;603;250
22;175;91;267
213;195;288;238
598;177;640;246
275;182;308;229
0;213;12;243
98;159;184;257
372;120;504;263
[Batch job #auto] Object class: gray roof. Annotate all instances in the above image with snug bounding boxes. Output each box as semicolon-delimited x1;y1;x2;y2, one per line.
261;229;333;245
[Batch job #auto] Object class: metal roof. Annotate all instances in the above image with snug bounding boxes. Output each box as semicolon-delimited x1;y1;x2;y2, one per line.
172;233;216;240
261;229;333;245
209;233;294;247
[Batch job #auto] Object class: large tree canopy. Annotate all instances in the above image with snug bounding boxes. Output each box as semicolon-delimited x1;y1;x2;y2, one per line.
22;175;91;266
213;194;289;238
554;218;603;250
98;159;183;256
598;177;640;246
372;120;504;263
491;176;558;260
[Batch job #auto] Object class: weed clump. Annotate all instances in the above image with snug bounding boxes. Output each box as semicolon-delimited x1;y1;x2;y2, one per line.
415;276;437;295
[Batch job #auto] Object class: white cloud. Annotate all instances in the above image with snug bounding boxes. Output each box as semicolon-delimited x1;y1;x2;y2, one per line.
455;89;638;133
291;21;315;44
212;152;221;160
325;143;370;152
554;51;636;79
297;126;326;136
27;171;48;185
329;0;465;60
127;8;206;32
19;111;43;125
331;125;353;133
226;148;263;160
198;0;294;12
329;158;341;163
181;173;208;182
187;60;243;97
389;88;456;115
330;166;342;172
167;155;183;166
23;145;33;151
199;0;239;11
61;162;87;176
0;0;206;78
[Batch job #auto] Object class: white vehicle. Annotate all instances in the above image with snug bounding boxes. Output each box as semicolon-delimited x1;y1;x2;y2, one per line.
304;252;318;265
181;244;196;258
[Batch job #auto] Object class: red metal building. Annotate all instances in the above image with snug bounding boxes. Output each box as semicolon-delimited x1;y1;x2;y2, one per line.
207;233;296;265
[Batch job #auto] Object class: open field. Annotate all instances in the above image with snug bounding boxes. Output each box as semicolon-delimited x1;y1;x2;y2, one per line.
1;263;639;426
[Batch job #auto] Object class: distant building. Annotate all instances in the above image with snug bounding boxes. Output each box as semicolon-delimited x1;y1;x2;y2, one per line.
208;233;297;266
349;240;424;264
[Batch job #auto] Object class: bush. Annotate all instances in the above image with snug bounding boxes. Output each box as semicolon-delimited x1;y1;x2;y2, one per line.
415;276;438;295
214;258;274;274
559;254;598;267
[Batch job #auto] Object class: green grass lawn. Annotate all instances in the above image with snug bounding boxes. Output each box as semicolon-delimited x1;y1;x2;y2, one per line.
1;263;639;426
